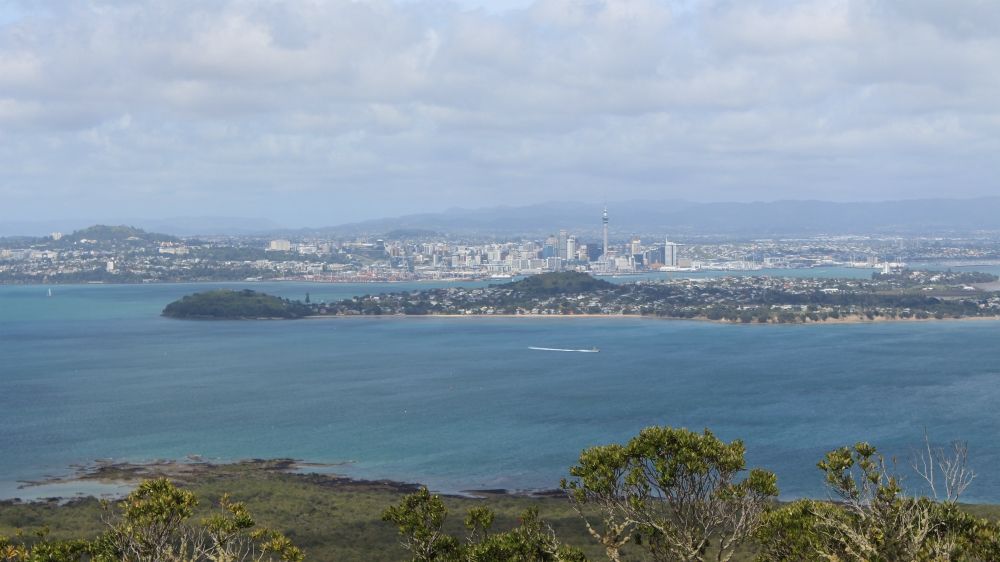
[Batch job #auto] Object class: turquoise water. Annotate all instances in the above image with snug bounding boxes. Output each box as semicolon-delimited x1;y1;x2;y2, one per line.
3;280;1000;502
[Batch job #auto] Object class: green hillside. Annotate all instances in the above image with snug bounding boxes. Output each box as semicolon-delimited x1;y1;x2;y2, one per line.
162;289;312;319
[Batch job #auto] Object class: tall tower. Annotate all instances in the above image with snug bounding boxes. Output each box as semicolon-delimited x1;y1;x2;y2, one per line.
602;206;609;262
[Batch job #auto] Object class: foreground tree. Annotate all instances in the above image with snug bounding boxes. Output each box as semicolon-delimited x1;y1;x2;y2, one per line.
562;426;779;562
1;478;304;562
755;439;1000;562
382;487;586;562
381;487;461;561
560;444;633;562
100;478;304;562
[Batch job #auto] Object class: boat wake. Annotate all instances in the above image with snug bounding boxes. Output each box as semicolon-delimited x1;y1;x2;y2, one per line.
528;346;599;353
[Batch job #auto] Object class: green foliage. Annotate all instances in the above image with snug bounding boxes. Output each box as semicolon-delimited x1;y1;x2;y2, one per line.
162;290;312;319
60;225;178;245
755;442;1000;562
109;478;198;558
563;426;778;562
381;488;460;561
465;508;587;562
501;272;613;296
464;507;495;544
753;499;833;562
0;478;304;562
101;478;304;561
383;489;585;562
0;528;93;562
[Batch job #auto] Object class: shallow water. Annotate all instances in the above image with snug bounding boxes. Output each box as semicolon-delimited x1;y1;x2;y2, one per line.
2;279;1000;502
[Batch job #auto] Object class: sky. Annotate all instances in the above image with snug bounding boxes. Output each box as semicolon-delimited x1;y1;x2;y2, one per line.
1;0;999;227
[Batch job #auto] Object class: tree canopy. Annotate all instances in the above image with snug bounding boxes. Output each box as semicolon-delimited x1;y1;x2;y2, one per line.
162;289;312;319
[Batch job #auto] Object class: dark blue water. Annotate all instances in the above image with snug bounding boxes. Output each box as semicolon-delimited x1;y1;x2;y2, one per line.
3;280;1000;502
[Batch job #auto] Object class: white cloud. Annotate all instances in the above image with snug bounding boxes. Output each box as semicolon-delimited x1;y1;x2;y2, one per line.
1;0;999;224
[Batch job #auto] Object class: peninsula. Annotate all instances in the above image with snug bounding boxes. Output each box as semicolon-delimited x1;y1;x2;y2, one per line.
165;271;1000;323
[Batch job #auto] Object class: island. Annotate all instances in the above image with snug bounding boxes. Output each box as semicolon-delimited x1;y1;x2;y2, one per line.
162;289;312;319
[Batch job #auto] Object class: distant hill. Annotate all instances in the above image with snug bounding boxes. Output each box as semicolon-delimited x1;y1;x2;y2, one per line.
62;225;178;244
0;224;180;248
0;217;282;238
5;198;1000;239
309;198;1000;238
501;272;613;296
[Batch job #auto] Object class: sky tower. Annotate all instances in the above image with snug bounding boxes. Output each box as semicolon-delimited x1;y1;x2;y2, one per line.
602;206;609;262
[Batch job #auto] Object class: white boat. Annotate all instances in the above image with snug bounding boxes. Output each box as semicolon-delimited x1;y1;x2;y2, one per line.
529;346;600;353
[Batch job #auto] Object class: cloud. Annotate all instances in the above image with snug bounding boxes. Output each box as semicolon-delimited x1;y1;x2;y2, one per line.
0;0;999;225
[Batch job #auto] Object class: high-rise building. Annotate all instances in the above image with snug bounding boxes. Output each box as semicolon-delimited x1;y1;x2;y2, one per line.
585;243;602;262
566;236;577;261
630;237;641;256
602;207;609;262
665;239;679;267
557;229;568;259
542;235;558;258
268;239;291;252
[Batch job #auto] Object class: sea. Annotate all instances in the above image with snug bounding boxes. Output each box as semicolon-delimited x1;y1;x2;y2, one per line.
3;265;1000;502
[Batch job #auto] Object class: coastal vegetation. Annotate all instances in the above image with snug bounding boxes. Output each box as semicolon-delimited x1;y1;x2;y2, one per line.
162;290;312;320
1;477;301;562
4;427;1000;561
503;272;614;296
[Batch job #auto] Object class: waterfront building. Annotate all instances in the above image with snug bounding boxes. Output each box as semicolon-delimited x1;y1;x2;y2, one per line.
665;239;679;267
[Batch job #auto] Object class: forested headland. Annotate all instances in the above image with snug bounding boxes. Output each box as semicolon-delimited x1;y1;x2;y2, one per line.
162;289;312;319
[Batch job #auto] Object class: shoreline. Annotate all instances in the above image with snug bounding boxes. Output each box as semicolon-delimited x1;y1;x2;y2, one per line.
301;312;1000;326
6;458;561;504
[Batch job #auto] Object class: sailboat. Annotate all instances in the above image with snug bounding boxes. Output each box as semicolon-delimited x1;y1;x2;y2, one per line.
47;288;52;297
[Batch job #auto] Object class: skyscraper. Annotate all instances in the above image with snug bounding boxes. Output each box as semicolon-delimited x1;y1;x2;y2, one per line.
542;235;558;258
602;207;609;262
664;239;679;267
558;229;568;259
